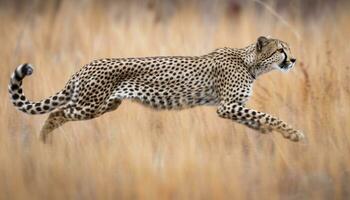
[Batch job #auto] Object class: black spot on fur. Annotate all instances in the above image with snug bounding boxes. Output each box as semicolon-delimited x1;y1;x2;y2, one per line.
12;94;19;100
11;84;19;90
14;70;22;81
21;63;33;75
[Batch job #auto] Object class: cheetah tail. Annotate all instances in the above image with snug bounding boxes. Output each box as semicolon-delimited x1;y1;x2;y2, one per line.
8;63;71;115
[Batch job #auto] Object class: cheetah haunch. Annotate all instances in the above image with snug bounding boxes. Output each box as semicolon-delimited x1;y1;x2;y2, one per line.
9;36;304;143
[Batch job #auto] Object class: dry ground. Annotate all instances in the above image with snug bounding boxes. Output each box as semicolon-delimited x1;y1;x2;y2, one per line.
0;1;350;199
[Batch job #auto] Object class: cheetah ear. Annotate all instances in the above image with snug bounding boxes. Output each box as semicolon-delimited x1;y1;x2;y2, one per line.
256;36;269;52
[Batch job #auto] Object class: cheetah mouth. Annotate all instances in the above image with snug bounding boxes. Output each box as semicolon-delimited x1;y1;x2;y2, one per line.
278;53;293;70
279;61;293;70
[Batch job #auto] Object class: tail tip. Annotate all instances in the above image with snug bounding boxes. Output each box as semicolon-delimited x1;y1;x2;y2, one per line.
21;63;34;76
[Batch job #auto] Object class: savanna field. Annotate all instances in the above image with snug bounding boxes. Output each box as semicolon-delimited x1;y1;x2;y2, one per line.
0;0;350;199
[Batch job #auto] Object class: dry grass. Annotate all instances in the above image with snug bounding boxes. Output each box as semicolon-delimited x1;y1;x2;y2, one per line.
1;1;350;199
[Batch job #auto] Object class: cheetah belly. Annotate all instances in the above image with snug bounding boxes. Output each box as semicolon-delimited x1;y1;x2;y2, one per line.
112;81;219;110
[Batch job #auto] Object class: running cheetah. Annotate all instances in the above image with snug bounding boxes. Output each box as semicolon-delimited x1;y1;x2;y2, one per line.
8;36;304;143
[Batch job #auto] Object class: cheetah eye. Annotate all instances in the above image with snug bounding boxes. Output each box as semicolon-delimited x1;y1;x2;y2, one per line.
277;48;284;53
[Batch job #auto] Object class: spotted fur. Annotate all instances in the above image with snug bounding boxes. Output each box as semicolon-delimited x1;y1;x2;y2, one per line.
9;36;304;142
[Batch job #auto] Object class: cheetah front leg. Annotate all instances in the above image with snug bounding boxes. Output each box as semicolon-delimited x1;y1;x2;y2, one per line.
240;120;273;133
217;103;304;142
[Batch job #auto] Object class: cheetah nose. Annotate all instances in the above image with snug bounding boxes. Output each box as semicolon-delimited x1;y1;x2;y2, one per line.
290;58;296;63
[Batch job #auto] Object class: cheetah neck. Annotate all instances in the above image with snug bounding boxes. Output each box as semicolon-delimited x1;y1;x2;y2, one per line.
238;44;258;79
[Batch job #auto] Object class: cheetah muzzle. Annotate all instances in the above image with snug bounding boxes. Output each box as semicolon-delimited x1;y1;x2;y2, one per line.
8;36;304;143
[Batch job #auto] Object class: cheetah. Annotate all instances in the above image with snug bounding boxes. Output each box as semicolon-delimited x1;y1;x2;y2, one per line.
8;36;304;143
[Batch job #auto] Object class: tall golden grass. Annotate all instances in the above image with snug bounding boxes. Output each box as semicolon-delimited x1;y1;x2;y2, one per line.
1;1;350;199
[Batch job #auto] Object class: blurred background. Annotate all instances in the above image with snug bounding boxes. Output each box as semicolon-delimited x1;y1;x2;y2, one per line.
0;0;350;199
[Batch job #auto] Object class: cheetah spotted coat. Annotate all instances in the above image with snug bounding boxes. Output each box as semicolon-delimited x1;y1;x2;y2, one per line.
8;36;304;142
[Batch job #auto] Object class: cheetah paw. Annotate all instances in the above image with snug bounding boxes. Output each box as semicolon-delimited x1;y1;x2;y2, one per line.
283;130;305;142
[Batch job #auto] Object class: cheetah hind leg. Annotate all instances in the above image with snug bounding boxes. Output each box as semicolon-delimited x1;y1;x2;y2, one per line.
104;99;122;113
39;99;122;143
39;110;68;143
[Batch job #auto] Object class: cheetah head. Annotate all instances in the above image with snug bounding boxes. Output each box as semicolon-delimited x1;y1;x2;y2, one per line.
254;36;296;75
